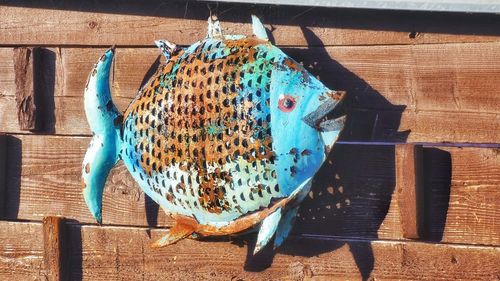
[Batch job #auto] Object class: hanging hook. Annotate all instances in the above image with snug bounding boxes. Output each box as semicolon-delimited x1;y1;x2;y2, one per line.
207;2;220;19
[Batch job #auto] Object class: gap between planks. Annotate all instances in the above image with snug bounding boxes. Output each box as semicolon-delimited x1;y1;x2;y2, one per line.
4;132;500;148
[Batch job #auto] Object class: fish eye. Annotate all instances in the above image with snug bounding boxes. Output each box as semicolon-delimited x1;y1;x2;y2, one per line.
278;95;296;112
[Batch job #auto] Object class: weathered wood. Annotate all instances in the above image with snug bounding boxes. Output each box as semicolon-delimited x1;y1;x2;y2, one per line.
1;2;500;46
68;224;500;280
0;134;6;217
0;43;499;142
42;216;68;281
13;47;39;131
1;220;498;280
4;135;499;246
0;221;45;280
395;144;424;239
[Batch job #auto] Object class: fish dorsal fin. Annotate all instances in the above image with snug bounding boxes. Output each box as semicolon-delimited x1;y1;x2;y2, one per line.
251;15;269;41
154;39;177;61
206;15;224;39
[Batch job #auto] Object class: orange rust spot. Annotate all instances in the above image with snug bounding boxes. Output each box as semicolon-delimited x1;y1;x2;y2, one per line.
328;90;347;102
166;193;174;202
283;58;303;73
224;37;267;50
171;192;296;237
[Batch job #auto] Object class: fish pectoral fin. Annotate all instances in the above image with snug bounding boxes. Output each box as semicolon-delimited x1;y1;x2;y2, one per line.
273;205;300;250
151;222;194;248
253;207;282;255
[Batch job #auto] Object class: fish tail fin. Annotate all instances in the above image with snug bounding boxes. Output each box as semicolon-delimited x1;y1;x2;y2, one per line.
82;47;122;224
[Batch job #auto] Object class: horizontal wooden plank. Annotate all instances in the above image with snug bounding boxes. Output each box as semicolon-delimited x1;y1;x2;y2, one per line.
298;144;500;245
1;2;500;47
0;221;45;280
3;43;500;113
70;224;500;280
1;43;499;142
4;135;499;246
4;134;172;228
1;221;498;280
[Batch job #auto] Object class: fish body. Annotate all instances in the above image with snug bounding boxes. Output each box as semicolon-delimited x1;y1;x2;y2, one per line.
82;16;345;252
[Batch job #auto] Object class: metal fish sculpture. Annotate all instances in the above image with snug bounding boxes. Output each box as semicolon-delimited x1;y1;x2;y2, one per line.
82;15;345;253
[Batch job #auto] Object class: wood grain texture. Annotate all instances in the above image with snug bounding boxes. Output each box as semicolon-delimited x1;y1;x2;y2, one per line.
1;221;498;280
13;47;38;130
69;224;500;281
4;135;499;246
1;1;500;46
0;221;45;280
0;43;499;142
395;144;424;239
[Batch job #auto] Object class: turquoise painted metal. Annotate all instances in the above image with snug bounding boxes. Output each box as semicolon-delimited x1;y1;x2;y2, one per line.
82;15;345;254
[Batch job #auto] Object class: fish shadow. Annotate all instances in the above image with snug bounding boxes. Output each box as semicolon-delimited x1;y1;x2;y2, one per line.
223;26;412;279
241;27;452;279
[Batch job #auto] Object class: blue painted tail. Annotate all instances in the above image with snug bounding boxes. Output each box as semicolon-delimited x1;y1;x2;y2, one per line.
82;48;122;224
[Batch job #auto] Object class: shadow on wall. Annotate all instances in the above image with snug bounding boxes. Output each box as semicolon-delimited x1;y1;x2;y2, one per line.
3;135;21;220
37;48;57;134
241;26;411;280
237;27;451;280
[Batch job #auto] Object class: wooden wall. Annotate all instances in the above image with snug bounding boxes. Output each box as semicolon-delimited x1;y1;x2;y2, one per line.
0;1;499;280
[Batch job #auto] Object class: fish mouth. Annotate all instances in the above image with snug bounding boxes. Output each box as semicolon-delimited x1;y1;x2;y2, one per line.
302;91;346;132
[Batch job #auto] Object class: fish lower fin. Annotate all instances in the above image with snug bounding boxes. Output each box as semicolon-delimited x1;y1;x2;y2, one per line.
151;221;195;248
253;207;282;255
273;205;300;250
82;47;122;224
253;178;312;254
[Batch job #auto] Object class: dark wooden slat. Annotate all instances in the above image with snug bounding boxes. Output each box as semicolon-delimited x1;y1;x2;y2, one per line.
13;47;39;131
395;144;424;239
1;1;500;46
42;216;68;281
4;135;499;246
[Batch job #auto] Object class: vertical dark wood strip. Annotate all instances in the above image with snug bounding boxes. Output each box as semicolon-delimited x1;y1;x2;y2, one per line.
13;47;40;131
43;216;68;281
395;143;424;239
0;134;6;217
